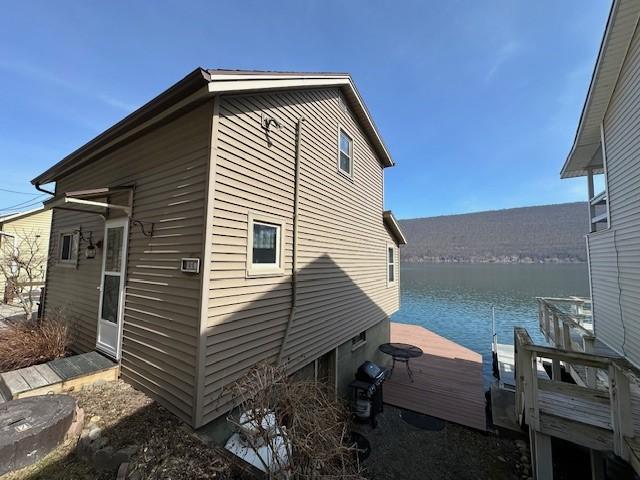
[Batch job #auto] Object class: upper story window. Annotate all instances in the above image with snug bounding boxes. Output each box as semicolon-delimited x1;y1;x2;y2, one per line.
59;232;78;265
338;129;353;178
246;213;285;277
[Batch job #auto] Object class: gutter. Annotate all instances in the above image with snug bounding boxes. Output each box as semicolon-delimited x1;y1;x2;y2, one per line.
35;183;55;196
277;116;305;365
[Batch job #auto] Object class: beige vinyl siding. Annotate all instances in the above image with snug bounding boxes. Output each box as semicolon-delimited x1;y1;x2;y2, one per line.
45;101;213;423
200;88;398;424
46;209;102;349
591;21;640;366
0;209;52;301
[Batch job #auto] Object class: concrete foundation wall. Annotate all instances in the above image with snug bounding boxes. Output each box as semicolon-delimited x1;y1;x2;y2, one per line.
336;317;390;397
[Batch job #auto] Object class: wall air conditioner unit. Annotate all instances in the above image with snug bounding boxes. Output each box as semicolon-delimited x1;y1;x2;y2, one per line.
181;258;200;273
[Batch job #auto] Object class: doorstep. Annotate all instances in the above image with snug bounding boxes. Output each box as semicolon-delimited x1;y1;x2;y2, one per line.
0;351;119;402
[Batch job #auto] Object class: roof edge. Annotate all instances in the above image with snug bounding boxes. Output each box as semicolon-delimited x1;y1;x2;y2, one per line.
32;68;394;185
561;0;640;178
383;210;407;245
0;206;47;224
31;68;211;185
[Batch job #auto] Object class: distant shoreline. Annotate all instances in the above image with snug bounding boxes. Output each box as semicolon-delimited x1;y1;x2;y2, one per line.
398;202;589;265
401;257;586;264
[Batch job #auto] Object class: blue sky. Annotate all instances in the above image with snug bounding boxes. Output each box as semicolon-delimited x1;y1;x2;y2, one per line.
0;0;611;219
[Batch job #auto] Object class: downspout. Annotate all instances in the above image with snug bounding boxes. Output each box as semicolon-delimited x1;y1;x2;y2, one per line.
34;183;55;196
277;116;305;365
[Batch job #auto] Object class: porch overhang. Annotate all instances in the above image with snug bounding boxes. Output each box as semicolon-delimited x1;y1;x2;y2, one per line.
561;0;640;179
43;187;133;217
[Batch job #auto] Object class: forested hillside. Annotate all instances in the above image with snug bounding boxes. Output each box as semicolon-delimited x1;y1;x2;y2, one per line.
399;202;589;263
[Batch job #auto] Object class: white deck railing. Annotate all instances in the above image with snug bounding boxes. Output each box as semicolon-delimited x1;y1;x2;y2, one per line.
537;297;596;383
514;327;637;463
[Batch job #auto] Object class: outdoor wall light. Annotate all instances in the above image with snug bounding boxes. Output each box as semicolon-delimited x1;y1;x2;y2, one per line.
76;227;97;259
85;243;96;259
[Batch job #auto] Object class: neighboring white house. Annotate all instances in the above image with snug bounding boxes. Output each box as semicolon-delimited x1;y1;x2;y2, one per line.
0;207;52;304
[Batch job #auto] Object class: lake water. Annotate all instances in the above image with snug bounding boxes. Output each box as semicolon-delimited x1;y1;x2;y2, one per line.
391;263;590;385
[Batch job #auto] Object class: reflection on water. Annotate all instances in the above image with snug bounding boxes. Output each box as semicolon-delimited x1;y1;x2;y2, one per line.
391;263;590;384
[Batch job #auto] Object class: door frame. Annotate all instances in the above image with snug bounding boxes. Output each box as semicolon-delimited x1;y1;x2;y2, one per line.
96;216;129;360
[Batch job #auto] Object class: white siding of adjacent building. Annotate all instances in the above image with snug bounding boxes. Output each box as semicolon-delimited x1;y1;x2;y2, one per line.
591;20;640;365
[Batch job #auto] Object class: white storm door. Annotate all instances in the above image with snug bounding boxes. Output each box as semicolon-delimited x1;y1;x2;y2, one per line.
96;217;128;359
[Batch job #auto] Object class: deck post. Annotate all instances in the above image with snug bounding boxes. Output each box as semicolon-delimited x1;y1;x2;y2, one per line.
610;363;633;460
543;302;551;342
583;336;597;388
562;322;572;351
514;331;525;424
589;450;606;480
530;428;553;480
588;168;595;233
523;349;540;430
537;299;544;333
552;314;562;380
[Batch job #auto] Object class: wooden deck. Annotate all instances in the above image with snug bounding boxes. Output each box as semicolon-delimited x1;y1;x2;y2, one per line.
383;322;486;431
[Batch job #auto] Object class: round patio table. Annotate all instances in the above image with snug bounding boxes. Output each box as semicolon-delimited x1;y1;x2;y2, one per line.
378;343;423;382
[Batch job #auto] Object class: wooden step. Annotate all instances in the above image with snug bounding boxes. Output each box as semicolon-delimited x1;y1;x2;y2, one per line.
0;352;118;400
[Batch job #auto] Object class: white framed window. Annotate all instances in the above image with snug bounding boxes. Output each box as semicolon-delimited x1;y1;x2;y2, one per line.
246;212;286;277
387;244;397;286
59;232;78;265
338;128;353;178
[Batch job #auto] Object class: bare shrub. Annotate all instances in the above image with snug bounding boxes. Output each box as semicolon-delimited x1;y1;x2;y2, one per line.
0;314;70;372
227;363;365;479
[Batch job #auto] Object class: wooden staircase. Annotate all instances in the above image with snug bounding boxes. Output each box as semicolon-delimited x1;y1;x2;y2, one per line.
514;327;638;479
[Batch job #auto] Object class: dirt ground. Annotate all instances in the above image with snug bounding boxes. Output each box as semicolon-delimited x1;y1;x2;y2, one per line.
1;380;247;480
357;405;526;480
2;379;543;480
2;378;597;480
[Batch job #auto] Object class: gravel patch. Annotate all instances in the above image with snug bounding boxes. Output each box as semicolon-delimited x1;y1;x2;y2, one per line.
356;406;524;480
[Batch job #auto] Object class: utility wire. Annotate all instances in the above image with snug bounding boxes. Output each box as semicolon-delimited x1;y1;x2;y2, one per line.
0;187;43;196
0;195;49;213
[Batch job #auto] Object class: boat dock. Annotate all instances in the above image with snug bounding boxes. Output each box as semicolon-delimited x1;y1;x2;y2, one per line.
384;322;486;431
494;343;549;390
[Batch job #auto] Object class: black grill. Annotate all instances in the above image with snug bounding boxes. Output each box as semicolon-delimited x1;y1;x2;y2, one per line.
356;360;386;385
350;361;388;427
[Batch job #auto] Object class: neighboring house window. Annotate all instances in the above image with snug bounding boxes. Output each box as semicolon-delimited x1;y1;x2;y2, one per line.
246;213;285;276
387;244;397;286
351;331;367;350
338;129;353;177
59;232;77;264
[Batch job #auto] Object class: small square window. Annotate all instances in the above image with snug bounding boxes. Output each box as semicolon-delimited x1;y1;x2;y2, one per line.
351;331;366;350
387;245;397;286
338;129;353;177
247;213;286;277
59;232;78;265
